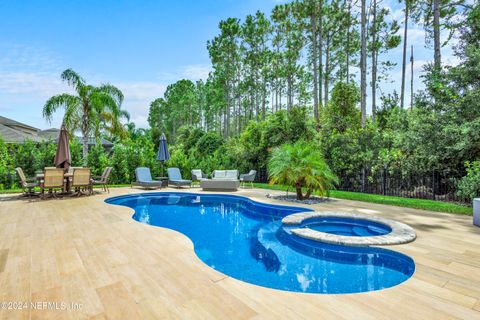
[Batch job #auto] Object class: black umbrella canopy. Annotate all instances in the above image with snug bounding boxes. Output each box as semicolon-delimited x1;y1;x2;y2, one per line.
156;133;170;162
157;133;170;177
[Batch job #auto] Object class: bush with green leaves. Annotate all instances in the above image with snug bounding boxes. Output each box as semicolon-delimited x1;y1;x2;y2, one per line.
108;134;158;183
34;142;57;171
268;141;338;200
86;141;110;177
457;161;480;202
0;138;14;189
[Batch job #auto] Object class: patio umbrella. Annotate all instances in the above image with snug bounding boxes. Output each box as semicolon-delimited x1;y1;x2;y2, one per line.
54;125;71;170
156;133;170;177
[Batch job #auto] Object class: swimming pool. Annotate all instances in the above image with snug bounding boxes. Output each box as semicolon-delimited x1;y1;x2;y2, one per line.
106;192;415;294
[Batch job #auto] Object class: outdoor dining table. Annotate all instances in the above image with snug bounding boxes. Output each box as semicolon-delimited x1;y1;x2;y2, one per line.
36;172;73;193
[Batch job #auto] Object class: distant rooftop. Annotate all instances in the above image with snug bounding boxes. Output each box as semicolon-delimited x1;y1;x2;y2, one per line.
0;116;40;132
0;115;113;146
0;123;43;143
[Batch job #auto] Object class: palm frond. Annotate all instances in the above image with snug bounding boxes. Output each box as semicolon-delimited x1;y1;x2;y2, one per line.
61;69;85;93
98;83;124;106
42;94;80;123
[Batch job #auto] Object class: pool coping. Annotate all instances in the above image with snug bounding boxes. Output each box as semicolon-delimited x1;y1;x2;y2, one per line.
282;211;417;246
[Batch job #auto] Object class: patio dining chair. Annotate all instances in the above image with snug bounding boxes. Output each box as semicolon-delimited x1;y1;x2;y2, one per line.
40;168;66;199
15;167;39;196
71;168;93;196
92;167;112;193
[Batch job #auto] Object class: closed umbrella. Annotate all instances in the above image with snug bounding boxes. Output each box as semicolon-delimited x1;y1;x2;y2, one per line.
54;125;71;170
156;133;170;177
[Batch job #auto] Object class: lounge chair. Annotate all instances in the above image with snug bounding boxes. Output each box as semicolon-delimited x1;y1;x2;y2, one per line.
132;167;163;189
240;170;257;188
191;169;208;187
92;167;112;193
40;168;66;199
167;168;192;188
15;167;39;196
71;168;93;196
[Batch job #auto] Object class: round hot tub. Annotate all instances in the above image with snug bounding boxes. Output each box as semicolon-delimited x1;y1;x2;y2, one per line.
282;211;416;247
301;216;392;237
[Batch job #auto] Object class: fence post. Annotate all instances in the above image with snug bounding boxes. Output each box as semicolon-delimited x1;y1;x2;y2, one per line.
432;170;436;200
361;167;365;193
382;165;387;195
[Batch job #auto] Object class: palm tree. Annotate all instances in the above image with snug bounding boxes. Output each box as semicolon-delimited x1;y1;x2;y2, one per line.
43;69;129;158
268;141;338;200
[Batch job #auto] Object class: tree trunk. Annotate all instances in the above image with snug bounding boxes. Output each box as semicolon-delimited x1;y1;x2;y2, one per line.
287;76;292;111
310;1;320;125
318;0;323;109
262;86;266;120
371;0;377;122
324;34;330;108
237;92;241;135
346;0;351;82
360;0;367;127
82;108;89;160
433;0;441;69
400;1;409;109
304;187;313;200
224;89;228;138
295;182;304;200
410;45;414;108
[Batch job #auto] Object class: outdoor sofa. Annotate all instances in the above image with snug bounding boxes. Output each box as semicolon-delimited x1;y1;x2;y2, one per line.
200;169;240;191
200;179;240;191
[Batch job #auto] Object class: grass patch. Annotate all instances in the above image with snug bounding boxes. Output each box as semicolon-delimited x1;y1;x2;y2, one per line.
253;183;472;216
0;184;132;194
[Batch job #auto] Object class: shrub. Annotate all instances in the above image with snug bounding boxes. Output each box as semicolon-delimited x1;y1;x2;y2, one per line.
0;138;13;189
86;141;110;177
457;161;480;202
195;131;224;157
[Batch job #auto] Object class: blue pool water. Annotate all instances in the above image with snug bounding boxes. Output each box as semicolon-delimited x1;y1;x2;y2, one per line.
300;217;392;236
106;193;415;294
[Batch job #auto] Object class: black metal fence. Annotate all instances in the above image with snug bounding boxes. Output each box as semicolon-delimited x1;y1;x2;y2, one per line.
337;168;467;203
254;167;467;203
254;167;268;183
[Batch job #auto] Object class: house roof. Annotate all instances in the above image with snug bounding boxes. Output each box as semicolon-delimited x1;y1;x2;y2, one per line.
0;115;114;146
38;128;61;141
0;116;39;132
0;123;44;143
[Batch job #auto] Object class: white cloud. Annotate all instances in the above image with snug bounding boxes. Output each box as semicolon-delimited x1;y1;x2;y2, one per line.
115;82;167;128
157;64;212;83
180;64;211;80
117;82;166;101
0;71;71;96
0;43;63;73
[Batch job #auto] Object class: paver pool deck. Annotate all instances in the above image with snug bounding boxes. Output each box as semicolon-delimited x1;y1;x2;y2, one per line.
0;187;479;319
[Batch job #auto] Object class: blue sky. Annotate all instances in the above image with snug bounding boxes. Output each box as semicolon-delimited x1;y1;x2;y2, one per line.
0;0;461;130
